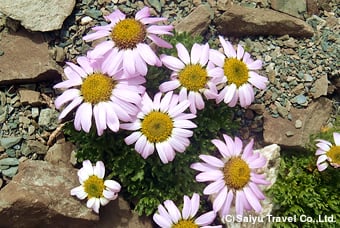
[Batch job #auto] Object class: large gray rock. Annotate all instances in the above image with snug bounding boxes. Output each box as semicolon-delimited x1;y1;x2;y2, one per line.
175;4;213;36
271;0;307;19
0;150;153;227
0;160;98;228
0;0;75;31
215;4;314;37
0;30;62;85
263;97;333;149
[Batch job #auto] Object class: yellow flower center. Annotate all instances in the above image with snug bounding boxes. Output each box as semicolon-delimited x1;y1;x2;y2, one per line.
178;64;208;92
141;111;173;143
83;175;105;198
223;157;251;190
81;73;115;104
327;145;340;165
111;18;147;50
172;219;198;228
223;58;249;88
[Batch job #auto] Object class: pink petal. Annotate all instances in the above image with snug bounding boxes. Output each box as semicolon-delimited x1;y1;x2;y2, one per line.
164;200;181;224
176;43;190;64
135;7;150;20
90;40;114;57
135;134;148;155
190;43;201;64
195;211;216;226
104;180;121;192
83;30;111;42
161;55;185;71
55;88;81;109
94;161;105;178
203;179;226;195
219;36;236;58
317;162;328;171
209;49;225;67
159;80;181;93
243;187;262;213
196;170;224;182
125;131;142;145
248;71;268;90
75;102;92;133
242;139;254;160
236;44;245;60
190;193;200;218
239;84;254;107
199;43;210;66
123;49;136;75
168;100;190;117
137;43;159;66
212;186;228;212
333;132;340;145
76;56;93;75
220;190;233;217
223;84;237;104
247;59;262;70
153;214;173;227
147;25;174;35
211;139;231;158
71;186;87;199
182;195;191;220
199;155;224;168
147;34;172;48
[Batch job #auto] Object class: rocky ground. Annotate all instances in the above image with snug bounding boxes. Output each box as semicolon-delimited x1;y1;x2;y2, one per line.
0;0;339;227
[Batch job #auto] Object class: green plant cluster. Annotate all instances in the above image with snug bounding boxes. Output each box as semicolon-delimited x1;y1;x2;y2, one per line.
267;118;340;228
64;32;239;216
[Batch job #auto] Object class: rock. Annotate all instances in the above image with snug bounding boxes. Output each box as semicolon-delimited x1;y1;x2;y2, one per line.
0;30;62;85
295;119;303;129
97;197;153;228
263;97;333;149
26;140;48;155
306;0;319;16
38;108;59;130
0;137;22;149
45;142;76;167
18;89;41;106
0;158;19;166
0;160;98;228
0;0;76;31
215;4;314;38
311;75;329;98
270;0;306;19
216;0;231;11
1;166;18;178
175;5;212;36
146;0;162;13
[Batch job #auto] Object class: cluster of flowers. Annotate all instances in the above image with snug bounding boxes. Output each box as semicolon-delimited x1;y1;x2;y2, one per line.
54;6;340;227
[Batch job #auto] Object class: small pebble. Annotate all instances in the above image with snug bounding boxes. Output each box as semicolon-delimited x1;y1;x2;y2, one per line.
295;119;303;129
285;131;295;137
80;16;93;25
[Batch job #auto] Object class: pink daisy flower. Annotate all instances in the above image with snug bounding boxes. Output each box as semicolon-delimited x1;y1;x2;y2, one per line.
120;91;197;164
159;43;220;114
315;132;340;171
153;193;221;228
191;134;270;217
54;54;145;136
209;36;268;107
83;7;173;76
70;160;121;213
